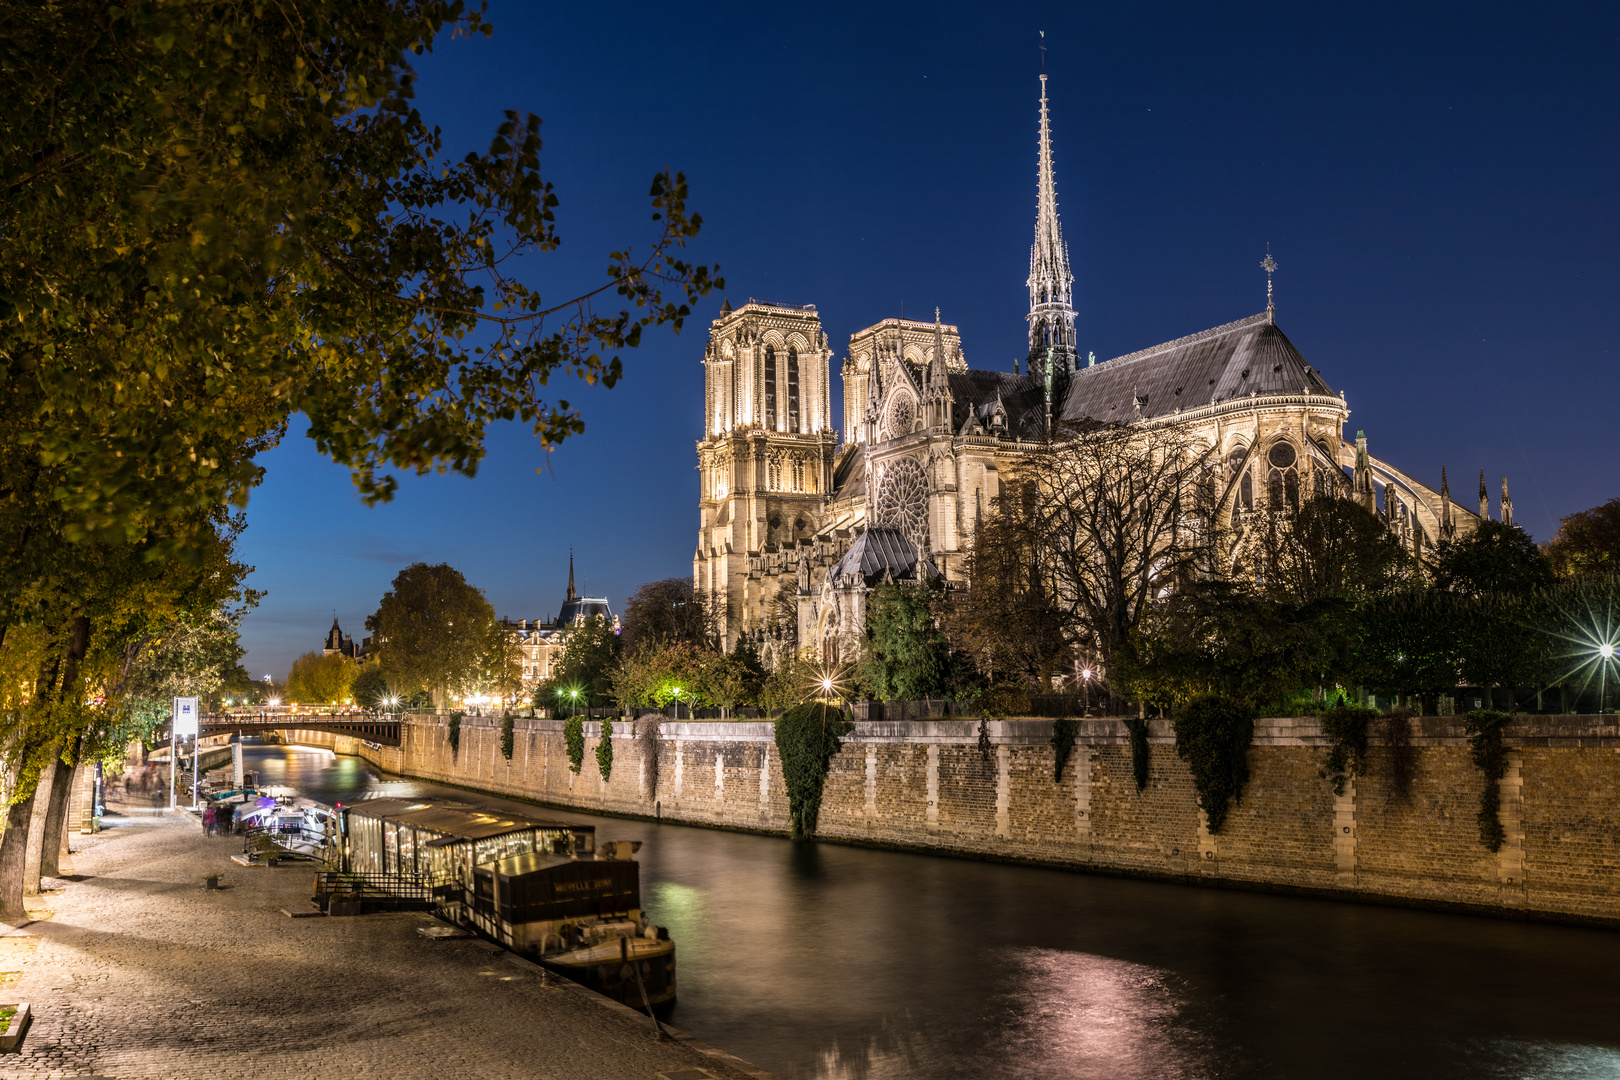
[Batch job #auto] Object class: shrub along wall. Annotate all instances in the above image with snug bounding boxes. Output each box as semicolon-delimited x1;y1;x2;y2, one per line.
331;713;1620;927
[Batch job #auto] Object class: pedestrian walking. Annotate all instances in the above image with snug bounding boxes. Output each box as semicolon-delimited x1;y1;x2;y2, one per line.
202;805;217;836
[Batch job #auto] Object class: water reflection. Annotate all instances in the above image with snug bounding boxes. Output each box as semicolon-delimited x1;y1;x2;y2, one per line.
244;744;1620;1080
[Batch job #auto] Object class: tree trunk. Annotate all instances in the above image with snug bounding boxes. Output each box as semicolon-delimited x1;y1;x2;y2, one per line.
0;791;38;924
39;753;77;879
22;758;58;896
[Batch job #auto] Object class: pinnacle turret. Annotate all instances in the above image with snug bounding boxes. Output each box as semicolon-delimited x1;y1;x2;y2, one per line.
1026;72;1077;374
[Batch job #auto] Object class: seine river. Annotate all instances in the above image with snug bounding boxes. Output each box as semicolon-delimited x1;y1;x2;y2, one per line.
245;743;1620;1080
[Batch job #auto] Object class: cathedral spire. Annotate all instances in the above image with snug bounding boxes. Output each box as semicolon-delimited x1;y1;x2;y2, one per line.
1261;249;1277;324
1501;476;1514;528
566;547;576;602
1478;469;1490;522
1027;65;1077;374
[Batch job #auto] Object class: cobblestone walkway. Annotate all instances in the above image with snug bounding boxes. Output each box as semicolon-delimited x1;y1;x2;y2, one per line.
0;813;772;1080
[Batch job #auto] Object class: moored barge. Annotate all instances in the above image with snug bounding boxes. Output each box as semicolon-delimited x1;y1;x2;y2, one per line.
325;797;675;1011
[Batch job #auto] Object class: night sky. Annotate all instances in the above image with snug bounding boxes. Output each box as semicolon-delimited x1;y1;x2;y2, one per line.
237;1;1620;680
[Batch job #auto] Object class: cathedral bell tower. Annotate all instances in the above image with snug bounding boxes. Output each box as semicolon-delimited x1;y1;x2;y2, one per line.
1026;72;1078;376
695;299;838;649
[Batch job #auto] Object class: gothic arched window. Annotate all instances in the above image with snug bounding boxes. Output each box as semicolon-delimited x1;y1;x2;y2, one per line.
787;347;801;433
764;345;777;430
1267;441;1299;511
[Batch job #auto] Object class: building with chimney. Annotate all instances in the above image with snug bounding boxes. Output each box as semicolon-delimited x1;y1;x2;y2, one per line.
695;70;1503;669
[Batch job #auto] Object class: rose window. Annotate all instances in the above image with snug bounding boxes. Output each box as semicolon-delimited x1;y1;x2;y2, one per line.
884;394;916;440
876;457;929;549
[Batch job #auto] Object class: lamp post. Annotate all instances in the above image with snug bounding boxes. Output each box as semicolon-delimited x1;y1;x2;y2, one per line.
1602;642;1617;713
671;687;682;721
570;688;580;718
1081;668;1093;716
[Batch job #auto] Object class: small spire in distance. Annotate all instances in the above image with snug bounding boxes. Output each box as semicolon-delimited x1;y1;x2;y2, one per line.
1261;247;1278;323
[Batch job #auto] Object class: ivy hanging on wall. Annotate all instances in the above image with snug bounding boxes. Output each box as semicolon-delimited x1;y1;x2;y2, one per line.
1382;709;1416;801
564;716;585;774
1123;716;1150;791
596;720;614;780
447;711;463;756
977;718;992;763
1318;704;1377;795
500;713;515;761
1171;695;1255;833
1051;717;1080;782
1465;710;1510;852
774;701;853;839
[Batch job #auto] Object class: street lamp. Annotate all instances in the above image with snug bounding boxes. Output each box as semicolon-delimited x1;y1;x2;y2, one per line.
671;686;682;720
1081;668;1093;715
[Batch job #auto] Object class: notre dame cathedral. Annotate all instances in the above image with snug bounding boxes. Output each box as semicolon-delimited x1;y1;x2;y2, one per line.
694;73;1501;669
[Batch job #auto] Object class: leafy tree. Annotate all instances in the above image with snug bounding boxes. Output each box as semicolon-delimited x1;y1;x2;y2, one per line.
944;493;1069;688
1351;589;1463;709
1127;580;1341;711
1239;497;1413;604
1434;521;1554;596
1545;498;1620;580
368;563;497;707
862;584;951;702
350;663;389;710
535;615;621;710
1;1;721;560
620;578;718;657
285;651;357;707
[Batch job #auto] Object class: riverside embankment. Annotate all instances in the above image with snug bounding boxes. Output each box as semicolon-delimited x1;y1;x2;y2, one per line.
0;800;777;1080
285;711;1620;926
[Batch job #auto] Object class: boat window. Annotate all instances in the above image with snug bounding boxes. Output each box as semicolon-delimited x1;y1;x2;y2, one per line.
399;827;416;877
383;823;399;874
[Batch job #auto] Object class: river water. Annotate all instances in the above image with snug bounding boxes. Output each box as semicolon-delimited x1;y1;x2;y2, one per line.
244;743;1620;1080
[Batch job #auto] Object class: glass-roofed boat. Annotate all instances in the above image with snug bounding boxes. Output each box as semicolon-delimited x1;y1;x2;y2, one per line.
329;797;675;1011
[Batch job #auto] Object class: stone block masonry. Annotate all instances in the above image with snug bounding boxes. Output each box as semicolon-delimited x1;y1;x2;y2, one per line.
329;714;1620;927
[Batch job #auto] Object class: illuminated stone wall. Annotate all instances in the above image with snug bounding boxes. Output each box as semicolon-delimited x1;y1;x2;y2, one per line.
334;714;1620;926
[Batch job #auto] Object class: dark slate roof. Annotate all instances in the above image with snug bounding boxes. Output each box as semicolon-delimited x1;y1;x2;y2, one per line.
832;443;865;503
558;597;614;624
829;526;938;586
946;370;1048;440
1059;314;1335;425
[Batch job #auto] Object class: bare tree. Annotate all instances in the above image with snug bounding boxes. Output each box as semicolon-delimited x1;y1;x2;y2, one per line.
1011;422;1218;685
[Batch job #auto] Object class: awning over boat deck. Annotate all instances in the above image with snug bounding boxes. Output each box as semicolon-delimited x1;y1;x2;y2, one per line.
345;797;590;844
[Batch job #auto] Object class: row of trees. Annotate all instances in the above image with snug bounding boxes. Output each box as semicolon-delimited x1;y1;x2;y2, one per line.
2;2;717;917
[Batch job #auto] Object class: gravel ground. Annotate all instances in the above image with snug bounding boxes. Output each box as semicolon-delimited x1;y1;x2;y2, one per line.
0;808;772;1080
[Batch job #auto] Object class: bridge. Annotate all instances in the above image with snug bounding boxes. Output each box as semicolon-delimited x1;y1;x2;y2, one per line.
199;713;403;747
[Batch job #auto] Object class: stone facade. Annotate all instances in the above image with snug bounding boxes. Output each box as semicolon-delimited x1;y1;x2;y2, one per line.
694;72;1495;663
330;713;1620;927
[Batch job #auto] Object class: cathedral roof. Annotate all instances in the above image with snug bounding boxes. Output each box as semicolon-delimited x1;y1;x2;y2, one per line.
832;443;866;503
829;526;938;587
946;370;1048;440
1059;313;1335;424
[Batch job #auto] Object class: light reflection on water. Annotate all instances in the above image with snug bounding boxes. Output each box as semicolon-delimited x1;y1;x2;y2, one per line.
247;745;1620;1080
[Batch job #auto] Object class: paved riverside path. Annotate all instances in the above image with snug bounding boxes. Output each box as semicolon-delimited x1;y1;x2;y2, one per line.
0;811;772;1080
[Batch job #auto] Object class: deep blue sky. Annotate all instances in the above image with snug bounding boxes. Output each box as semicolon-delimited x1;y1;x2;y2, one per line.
238;1;1620;680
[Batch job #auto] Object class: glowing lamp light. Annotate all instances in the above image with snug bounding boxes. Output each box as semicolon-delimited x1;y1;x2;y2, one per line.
1081;669;1093;681
821;677;834;692
1602;643;1616;660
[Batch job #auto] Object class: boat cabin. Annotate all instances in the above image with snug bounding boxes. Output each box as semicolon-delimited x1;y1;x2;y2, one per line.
338;797;593;904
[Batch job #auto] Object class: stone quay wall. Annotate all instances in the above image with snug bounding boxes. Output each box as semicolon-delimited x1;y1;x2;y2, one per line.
303;713;1620;927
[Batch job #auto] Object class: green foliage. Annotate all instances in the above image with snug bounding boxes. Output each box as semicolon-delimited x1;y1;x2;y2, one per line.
1171;695;1256;833
537;616;622;708
1546;498;1620;579
774;701;853;839
1051;717;1080;782
1243;497;1414;605
595;721;613;780
1434;521;1554;595
1351;588;1463;701
1318;704;1377;795
285;651;356;707
1123;716;1151;791
1465;710;1510;852
977;718;993;762
446;712;463;755
500;713;515;761
368;563;501;706
0;1;719;554
1128;580;1345;711
563;716;585;774
350;664;388;710
862;584;950;701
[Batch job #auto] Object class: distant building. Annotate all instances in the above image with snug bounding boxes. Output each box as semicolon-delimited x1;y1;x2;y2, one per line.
506;552;620;691
322;617;369;660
